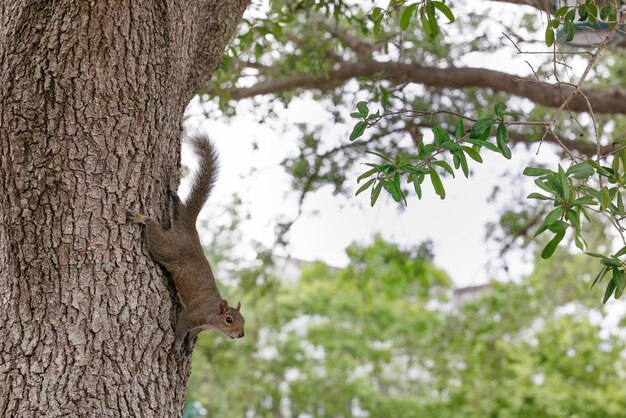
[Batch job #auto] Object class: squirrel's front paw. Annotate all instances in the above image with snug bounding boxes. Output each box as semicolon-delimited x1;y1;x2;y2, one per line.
173;339;183;354
126;209;148;224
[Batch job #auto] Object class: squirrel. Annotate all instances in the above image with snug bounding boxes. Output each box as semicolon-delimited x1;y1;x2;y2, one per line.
127;134;245;353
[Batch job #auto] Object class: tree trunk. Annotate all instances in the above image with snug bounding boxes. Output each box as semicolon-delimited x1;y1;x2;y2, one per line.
0;1;249;416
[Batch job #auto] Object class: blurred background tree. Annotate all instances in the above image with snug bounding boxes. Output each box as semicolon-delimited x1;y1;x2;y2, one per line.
185;234;626;417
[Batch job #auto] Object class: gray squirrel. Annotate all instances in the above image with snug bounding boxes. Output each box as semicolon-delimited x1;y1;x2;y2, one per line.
127;134;244;353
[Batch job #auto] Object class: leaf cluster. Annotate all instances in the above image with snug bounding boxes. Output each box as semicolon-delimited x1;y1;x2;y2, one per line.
353;102;518;205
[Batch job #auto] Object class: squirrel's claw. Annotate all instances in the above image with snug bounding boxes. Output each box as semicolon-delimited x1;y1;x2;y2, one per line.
127;209;147;224
126;209;136;221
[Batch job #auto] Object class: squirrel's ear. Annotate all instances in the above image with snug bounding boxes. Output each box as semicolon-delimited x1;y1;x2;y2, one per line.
219;299;228;314
236;302;241;312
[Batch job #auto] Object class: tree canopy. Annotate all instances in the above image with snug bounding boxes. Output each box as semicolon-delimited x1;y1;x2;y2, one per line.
193;0;626;304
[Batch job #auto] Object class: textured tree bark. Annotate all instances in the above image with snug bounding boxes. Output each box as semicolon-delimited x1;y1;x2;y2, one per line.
0;0;249;416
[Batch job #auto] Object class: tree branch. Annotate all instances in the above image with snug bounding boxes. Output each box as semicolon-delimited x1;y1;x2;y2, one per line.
181;0;250;102
220;61;626;114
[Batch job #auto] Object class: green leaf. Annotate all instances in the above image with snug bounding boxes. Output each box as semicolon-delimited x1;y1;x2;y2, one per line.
399;164;427;176
392;173;406;204
357;166;380;182
574;232;586;251
612;153;621;176
432;1;455;22
534;179;553;194
254;43;263;59
429;168;445;199
545;26;554;46
356;101;369;116
458;151;469;178
548;220;567;233
400;4;417;30
496;123;509;144
373;19;382;35
527;192;552;201
565;19;576;41
591;265;609;289
558;165;570;202
567;162;594;179
412;175;422;199
455;120;464;139
600;258;621;268
565;209;580;231
554;5;569;18
534;223;549;238
586;159;607;173
350;121;367;141
419;7;433;38
541;230;565;259
585;252;606;258
355;178;375;196
424;1;439;37
431;160;455;177
496;123;511;159
422;144;437;154
371;6;383;21
545;175;562;196
441;142;461;152
601;187;611;210
603;279;616;304
461;146;482;163
366;150;393;162
494;102;507;116
571;196;594;207
370;182;383;207
464;138;500;154
613;268;625;293
432;126;451;145
470;117;495;138
544;207;564;226
523;167;553;177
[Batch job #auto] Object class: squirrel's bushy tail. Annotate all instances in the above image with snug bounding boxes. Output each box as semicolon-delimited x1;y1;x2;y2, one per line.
185;134;219;221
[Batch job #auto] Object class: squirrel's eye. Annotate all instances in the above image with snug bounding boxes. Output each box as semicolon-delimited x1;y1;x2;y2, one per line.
225;316;233;324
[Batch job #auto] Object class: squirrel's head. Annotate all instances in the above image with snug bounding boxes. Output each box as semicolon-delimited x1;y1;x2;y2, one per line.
215;299;245;339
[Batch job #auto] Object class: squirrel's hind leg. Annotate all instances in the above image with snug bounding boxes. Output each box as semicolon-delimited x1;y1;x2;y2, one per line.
128;210;180;267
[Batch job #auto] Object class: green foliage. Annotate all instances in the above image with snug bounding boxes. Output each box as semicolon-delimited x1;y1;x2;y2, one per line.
371;0;454;38
187;238;626;417
353;102;516;204
205;0;626;308
521;151;626;302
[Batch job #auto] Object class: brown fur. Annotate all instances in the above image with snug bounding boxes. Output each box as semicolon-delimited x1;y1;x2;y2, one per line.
127;134;244;353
